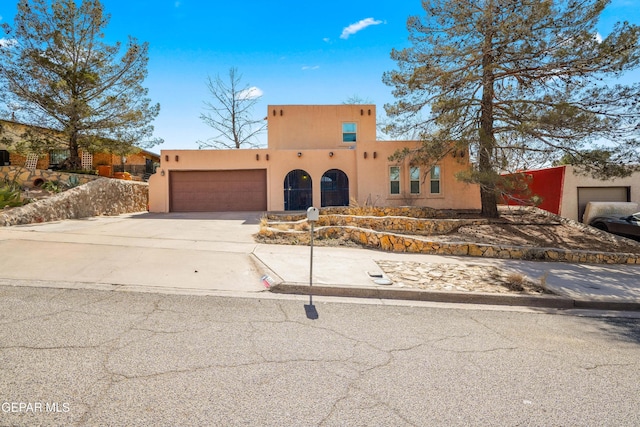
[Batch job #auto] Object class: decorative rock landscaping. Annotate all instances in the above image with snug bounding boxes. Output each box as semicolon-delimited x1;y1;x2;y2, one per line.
258;206;640;265
375;260;551;295
0;178;148;226
0;165;100;187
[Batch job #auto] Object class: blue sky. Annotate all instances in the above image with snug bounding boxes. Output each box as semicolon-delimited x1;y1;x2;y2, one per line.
1;0;639;151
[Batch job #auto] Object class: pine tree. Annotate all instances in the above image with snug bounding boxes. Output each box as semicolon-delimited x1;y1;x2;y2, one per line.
384;0;640;217
0;0;161;168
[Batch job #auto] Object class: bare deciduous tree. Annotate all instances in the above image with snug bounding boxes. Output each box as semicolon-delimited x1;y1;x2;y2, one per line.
199;68;266;149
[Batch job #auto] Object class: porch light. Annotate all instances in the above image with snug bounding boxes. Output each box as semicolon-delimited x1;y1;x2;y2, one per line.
329;152;334;157
297;152;302;157
160;170;165;176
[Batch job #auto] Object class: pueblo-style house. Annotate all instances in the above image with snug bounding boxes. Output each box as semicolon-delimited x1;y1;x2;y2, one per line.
148;104;481;212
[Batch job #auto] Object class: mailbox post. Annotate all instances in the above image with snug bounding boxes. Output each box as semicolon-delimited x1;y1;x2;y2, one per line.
305;207;320;319
306;207;319;289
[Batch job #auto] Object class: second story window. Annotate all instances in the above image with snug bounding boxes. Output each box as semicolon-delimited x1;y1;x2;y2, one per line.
342;122;357;142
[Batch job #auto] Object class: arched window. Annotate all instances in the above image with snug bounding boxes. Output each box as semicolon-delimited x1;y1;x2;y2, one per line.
284;169;312;211
321;169;349;207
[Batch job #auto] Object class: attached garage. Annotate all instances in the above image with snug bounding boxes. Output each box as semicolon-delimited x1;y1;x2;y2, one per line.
169;170;267;212
577;186;630;221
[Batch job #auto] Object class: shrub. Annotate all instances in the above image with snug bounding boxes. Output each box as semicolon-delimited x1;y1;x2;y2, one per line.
0;186;23;208
41;180;63;193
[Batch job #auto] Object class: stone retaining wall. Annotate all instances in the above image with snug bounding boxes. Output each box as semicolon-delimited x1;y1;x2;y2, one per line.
0;178;148;226
261;225;639;264
0;165;100;187
273;215;488;235
321;206;443;218
260;206;640;265
269;206;482;221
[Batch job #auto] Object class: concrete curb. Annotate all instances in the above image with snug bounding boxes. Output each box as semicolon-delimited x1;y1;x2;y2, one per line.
269;283;640;311
572;299;640;311
270;283;573;308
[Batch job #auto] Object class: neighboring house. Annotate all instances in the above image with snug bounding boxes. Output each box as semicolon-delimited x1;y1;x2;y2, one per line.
0;119;159;180
503;165;640;222
148;104;481;212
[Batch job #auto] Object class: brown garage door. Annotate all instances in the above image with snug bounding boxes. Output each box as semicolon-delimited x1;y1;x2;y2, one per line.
577;186;629;221
170;170;267;212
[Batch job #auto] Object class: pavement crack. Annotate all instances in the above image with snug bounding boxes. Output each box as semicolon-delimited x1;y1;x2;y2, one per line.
81;294;166;424
582;362;637;370
0;344;107;351
438;346;519;354
275;300;291;322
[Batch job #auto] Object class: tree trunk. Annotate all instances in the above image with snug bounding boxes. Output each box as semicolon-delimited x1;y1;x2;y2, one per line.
478;14;499;219
68;129;82;170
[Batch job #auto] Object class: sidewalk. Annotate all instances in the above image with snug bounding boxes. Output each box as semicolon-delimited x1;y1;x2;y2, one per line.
253;244;640;311
0;213;638;311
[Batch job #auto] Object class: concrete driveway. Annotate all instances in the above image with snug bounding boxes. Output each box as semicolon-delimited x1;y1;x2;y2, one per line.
0;212;268;294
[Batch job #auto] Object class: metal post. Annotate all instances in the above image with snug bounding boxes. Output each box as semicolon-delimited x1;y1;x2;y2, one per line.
309;220;314;290
305;207;319;318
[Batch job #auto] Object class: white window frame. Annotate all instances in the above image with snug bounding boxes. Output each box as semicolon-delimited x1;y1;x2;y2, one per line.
389;166;401;195
410;166;420;195
430;165;441;194
342;122;357;143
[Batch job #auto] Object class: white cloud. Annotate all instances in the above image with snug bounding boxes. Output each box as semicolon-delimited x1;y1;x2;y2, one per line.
238;86;263;100
594;32;603;43
302;65;320;71
0;38;17;48
323;37;331;43
340;17;383;40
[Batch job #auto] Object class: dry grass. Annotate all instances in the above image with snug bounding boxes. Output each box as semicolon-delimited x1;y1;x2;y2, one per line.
504;273;528;292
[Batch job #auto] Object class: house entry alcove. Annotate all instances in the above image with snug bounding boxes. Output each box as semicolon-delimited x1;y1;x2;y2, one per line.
321;169;349;207
284;169;312;211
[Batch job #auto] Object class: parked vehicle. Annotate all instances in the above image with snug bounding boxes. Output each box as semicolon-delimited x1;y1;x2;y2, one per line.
589;212;640;241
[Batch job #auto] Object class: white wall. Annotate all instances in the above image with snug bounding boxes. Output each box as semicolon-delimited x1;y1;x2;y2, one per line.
560;165;640;222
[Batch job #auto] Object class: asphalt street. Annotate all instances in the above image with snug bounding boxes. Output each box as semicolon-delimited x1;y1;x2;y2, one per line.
1;286;639;426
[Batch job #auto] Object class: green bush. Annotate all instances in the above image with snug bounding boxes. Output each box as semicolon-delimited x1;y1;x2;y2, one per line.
0;186;23;209
67;174;80;188
41;180;63;193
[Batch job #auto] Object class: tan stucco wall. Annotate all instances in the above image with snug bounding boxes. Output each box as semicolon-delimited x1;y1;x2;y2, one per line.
267;105;376;150
148;104;482;213
148;144;481;213
355;140;479;210
560;165;640;222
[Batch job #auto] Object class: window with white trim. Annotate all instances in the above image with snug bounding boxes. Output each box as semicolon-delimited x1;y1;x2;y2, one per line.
389;166;400;194
430;165;441;194
410;167;420;194
342;122;357;142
